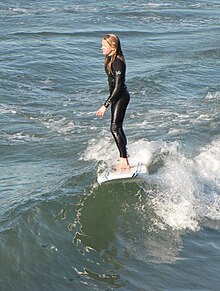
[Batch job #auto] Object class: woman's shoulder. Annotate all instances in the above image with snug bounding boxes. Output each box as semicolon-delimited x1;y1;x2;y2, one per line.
112;56;125;71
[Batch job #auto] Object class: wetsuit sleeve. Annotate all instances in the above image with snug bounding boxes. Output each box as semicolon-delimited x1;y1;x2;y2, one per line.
104;60;124;108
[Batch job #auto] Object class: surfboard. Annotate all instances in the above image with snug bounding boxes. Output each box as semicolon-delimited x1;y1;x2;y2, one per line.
97;163;148;184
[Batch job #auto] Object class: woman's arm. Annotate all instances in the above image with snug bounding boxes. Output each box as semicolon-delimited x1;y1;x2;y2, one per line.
104;59;125;108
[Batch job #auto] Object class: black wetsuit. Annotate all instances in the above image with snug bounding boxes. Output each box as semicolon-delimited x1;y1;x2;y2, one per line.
104;56;130;158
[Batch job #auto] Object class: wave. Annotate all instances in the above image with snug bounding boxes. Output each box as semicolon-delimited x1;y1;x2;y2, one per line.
0;104;17;115
0;132;44;143
81;137;220;232
205;91;220;100
40;115;76;136
1;138;219;286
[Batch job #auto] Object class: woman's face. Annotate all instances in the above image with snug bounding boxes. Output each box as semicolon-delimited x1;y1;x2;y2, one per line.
101;39;113;56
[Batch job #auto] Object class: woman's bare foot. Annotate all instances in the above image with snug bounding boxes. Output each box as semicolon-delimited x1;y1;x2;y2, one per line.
115;158;131;173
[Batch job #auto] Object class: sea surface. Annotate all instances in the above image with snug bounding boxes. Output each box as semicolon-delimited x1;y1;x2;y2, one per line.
0;0;220;290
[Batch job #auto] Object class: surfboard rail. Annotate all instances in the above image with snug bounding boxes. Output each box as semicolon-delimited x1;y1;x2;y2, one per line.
97;163;148;184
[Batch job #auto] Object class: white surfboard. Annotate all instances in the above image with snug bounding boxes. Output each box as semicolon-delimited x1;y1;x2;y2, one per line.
97;163;148;184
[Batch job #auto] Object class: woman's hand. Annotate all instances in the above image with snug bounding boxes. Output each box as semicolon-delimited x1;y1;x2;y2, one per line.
96;105;107;117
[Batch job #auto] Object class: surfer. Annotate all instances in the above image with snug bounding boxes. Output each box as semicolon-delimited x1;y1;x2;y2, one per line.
96;34;131;172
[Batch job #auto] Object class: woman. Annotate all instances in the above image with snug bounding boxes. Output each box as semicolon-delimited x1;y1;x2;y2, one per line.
96;34;130;172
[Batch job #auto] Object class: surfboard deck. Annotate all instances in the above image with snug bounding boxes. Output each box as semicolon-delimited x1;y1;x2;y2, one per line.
97;163;148;184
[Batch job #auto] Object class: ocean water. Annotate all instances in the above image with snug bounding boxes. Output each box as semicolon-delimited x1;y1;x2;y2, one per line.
0;0;220;290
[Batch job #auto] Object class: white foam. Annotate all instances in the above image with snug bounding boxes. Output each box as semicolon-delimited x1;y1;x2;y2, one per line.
193;114;211;124
194;139;220;221
80;134;116;166
9;7;28;14
84;137;220;231
127;139;154;167
41;116;75;135
151;140;220;231
80;137;153;169
152;148;199;231
0;104;17;115
205;91;220;100
194;139;220;185
1;132;43;143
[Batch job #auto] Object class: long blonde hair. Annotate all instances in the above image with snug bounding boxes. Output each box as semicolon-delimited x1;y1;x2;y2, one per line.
103;34;125;75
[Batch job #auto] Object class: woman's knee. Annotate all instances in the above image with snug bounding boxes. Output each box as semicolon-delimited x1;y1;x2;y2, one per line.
110;122;119;135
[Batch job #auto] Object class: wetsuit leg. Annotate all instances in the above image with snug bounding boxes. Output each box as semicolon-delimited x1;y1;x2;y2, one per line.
110;95;129;158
